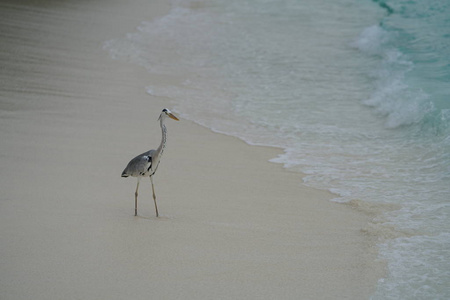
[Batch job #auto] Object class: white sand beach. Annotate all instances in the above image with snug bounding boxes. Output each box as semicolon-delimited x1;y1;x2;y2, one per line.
0;1;383;299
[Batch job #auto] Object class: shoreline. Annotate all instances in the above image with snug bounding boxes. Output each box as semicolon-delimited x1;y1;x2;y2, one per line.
0;1;384;299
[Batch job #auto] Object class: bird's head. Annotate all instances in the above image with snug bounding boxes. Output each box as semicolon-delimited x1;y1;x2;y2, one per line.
158;108;179;121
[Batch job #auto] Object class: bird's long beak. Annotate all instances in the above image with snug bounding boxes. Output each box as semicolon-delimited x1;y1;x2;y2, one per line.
168;113;179;121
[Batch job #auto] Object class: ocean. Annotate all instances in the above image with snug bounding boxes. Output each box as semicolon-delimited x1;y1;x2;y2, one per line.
104;0;450;298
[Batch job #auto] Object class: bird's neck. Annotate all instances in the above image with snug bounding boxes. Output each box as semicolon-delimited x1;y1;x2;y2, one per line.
157;118;167;156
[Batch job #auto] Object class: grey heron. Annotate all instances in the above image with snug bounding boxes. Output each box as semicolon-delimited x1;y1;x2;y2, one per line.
121;108;179;217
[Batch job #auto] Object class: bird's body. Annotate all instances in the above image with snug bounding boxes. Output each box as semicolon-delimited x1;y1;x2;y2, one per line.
121;149;155;177
121;108;179;216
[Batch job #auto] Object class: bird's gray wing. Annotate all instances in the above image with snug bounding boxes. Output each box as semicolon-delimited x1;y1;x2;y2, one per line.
121;150;155;177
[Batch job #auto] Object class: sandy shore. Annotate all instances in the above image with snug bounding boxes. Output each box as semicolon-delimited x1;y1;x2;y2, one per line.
0;1;383;299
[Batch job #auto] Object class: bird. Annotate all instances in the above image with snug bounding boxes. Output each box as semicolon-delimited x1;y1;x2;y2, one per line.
121;108;179;217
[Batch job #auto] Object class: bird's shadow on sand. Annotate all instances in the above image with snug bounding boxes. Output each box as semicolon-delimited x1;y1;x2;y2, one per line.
133;214;172;221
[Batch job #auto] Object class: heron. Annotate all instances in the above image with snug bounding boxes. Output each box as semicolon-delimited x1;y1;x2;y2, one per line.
121;108;179;217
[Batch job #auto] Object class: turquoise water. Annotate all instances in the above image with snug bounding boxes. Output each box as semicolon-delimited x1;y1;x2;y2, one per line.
105;0;450;298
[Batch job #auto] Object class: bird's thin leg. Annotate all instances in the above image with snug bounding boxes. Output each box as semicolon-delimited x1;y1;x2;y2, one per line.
135;178;140;216
150;176;159;217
